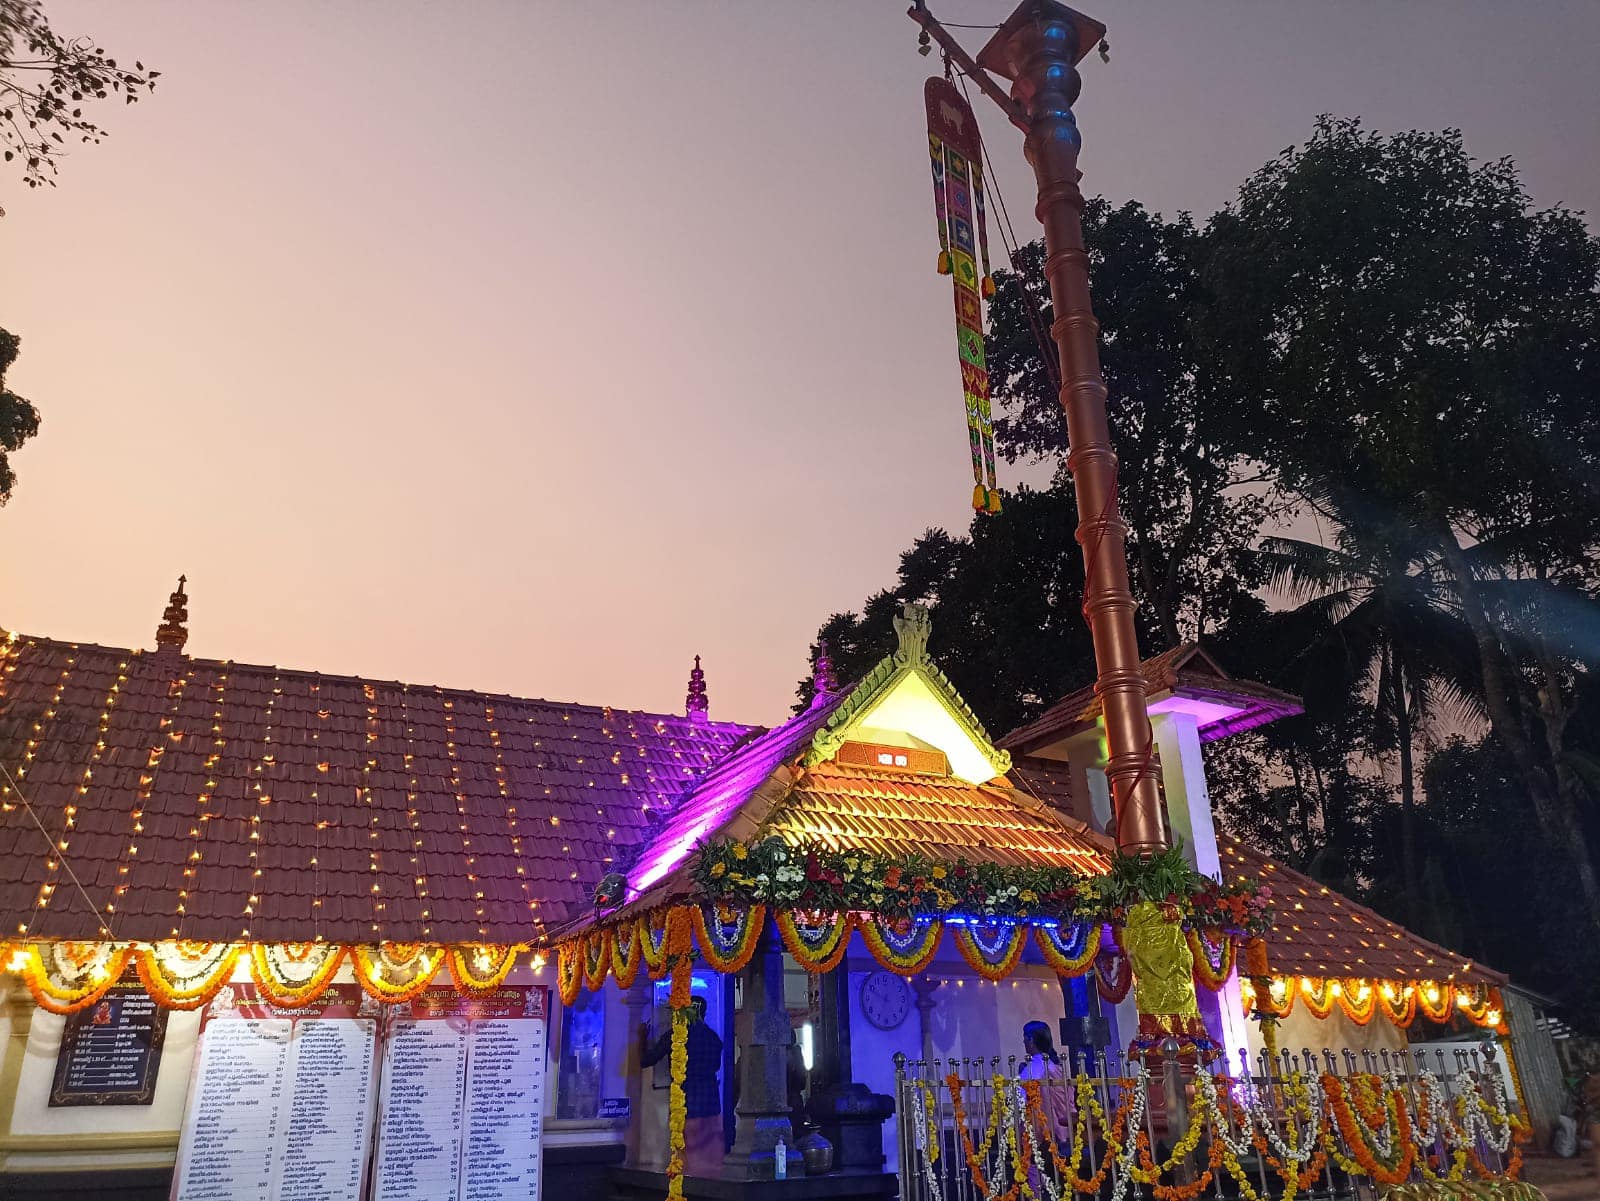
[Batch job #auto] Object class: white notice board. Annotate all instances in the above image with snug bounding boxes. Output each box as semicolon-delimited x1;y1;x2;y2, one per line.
174;981;550;1201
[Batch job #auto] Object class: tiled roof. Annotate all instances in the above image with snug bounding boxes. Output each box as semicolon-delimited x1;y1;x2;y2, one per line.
1000;643;1303;753
0;633;751;945
1220;838;1506;986
765;762;1110;871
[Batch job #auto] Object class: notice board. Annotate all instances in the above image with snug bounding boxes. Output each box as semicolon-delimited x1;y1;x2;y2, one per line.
171;981;549;1201
49;969;168;1106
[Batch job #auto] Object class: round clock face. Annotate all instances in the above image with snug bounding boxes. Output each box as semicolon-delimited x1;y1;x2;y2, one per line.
860;970;912;1031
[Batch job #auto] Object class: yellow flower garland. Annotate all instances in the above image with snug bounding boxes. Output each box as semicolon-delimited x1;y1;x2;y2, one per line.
952;923;1027;981
16;942;131;1015
1184;927;1235;992
556;938;583;1005
351;943;443;1003
1033;921;1101;978
689;904;765;974
445;944;518;997
582;928;613;993
135;942;242;1011
251;943;347;1008
861;915;944;975
775;909;853;973
611;921;644;989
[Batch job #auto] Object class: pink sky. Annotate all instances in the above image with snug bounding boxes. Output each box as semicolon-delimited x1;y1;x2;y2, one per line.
3;1;1597;726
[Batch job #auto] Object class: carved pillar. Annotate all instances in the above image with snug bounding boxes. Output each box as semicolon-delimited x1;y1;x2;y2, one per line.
724;929;802;1179
622;977;653;1167
978;2;1166;856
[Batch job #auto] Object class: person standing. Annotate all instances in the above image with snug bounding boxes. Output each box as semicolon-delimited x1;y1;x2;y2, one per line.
642;997;726;1177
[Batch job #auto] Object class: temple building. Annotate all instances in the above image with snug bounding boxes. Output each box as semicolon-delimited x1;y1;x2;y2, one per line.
0;587;1564;1200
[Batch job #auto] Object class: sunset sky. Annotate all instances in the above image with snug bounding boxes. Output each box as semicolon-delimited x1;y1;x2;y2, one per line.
3;1;1597;725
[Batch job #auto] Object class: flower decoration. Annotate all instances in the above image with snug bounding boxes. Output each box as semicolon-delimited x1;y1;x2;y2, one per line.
689;904;764;974
1034;920;1102;978
860;914;944;975
251;942;346;1008
445;944;518;997
953;921;1027;981
775;909;853;973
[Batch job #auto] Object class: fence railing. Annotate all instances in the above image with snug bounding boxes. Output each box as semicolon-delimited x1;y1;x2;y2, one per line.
893;1044;1530;1201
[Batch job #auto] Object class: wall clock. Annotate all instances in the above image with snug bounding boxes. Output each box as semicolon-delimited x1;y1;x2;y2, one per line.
860;970;913;1031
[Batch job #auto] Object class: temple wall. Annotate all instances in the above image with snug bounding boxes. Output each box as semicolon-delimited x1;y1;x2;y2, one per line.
0;957;614;1189
1242;994;1409;1065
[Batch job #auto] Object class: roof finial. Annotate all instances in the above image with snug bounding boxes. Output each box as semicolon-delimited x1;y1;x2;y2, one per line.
685;654;708;723
893;602;932;667
155;575;189;655
810;639;838;708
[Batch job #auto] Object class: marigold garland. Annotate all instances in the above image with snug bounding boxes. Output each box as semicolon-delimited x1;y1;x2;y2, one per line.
610;921;644;989
556;938;582;1005
665;959;691;1201
1416;980;1454;1023
640;912;673;977
861;914;943;975
16;942;132;1015
445;944;518;998
250;942;347;1008
1299;975;1337;1019
1323;1072;1414;1184
582;928;613;993
775;909;853;973
1377;981;1417;1026
351;943;443;1003
689;904;765;974
1185;927;1235;992
135;942;242;1011
1033;920;1101;978
953;922;1027;981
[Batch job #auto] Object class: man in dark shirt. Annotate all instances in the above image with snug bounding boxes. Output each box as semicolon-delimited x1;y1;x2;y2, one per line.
642;997;725;1176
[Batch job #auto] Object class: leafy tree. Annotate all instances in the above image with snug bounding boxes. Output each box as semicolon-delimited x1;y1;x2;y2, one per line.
1204;117;1600;926
0;327;38;503
0;0;157;195
1254;520;1480;890
986;202;1274;647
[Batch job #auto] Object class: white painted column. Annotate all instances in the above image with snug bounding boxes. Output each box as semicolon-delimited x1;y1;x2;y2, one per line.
1151;711;1251;1067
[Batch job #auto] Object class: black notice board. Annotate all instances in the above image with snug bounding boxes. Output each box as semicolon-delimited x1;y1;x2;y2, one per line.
48;972;168;1106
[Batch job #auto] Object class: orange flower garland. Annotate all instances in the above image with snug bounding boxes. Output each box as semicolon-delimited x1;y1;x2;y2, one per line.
952;922;1027;981
640;911;673;978
1184;927;1235;992
135;942;242;1010
556;939;582;1005
689;904;765;974
1033;920;1101;978
665;960;691;1201
611;921;644;989
1416;980;1454;1023
16;942;132;1015
1338;978;1377;1025
445;944;518;997
582;928;613;993
1299;975;1337;1019
861;915;943;975
351;943;443;1003
1323;1072;1414;1185
775;909;853;973
251;943;346;1008
1376;981;1417;1026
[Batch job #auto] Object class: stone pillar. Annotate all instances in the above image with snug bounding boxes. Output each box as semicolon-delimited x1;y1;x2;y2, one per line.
1152;711;1250;1064
724;930;802;1179
913;977;940;1064
621;977;654;1167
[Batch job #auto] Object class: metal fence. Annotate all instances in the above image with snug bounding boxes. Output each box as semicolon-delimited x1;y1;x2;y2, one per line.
893;1044;1524;1201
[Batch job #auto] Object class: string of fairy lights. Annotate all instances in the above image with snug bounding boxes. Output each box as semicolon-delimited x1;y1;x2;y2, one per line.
399;685;436;941
361;683;386;938
115;665;194;920
178;669;230;937
484;702;541;941
441;696;486;940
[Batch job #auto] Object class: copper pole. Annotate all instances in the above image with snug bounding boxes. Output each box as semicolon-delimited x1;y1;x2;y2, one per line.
978;2;1167;856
